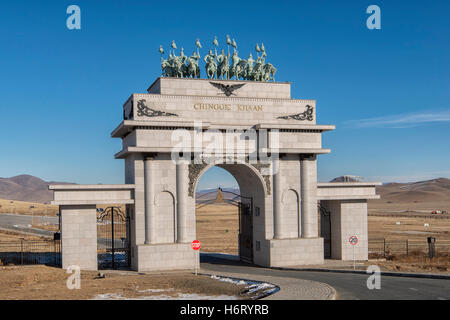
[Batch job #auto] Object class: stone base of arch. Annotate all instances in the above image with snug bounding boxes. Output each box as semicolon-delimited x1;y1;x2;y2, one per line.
133;243;196;272
263;238;324;267
131;238;324;271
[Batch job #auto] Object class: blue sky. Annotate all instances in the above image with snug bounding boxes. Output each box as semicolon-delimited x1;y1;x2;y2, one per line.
0;1;449;190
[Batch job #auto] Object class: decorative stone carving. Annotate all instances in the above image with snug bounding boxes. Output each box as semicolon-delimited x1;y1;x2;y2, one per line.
188;163;208;197
188;160;272;197
277;105;314;121
137;99;178;118
251;162;271;195
123;101;134;120
209;82;246;96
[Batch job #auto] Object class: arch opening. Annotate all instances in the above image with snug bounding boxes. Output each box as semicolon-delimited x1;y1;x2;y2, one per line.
194;163;266;263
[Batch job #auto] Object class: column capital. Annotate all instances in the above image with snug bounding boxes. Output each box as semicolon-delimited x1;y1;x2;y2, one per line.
144;153;158;160
299;154;316;161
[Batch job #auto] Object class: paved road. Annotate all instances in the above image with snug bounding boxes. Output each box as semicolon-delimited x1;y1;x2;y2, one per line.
200;254;450;300
0;213;58;237
0;213;58;226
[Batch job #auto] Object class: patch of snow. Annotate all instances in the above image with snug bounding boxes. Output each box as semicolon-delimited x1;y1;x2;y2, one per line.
93;293;124;300
137;288;174;293
210;275;246;286
246;282;276;294
210;275;279;297
92;292;238;300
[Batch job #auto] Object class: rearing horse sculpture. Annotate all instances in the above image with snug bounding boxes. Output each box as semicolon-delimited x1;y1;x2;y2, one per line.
159;37;277;82
217;54;230;80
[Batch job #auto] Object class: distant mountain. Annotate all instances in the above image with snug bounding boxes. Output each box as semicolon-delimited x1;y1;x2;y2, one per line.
330;175;362;182
0;175;73;203
196;187;240;203
375;178;450;202
196;187;239;195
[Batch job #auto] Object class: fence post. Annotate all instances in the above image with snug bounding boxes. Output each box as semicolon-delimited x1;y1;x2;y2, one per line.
383;238;386;258
406;239;408;256
427;237;436;259
20;239;24;265
111;207;115;269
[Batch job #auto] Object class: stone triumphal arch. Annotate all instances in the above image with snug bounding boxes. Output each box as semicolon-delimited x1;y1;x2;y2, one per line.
51;77;380;271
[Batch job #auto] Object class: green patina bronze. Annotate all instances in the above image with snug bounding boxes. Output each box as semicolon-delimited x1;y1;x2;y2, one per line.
159;36;277;82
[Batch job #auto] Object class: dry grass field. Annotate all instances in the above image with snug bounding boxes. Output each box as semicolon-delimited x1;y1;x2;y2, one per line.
369;200;450;215
0;265;246;300
196;203;240;255
0;199;58;216
0;199;129;217
365;252;449;274
368;215;450;241
366;198;450;273
0;230;45;242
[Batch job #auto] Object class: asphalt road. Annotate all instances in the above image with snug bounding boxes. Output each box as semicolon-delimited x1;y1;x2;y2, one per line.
0;213;58;237
200;254;450;300
0;213;124;247
0;213;58;226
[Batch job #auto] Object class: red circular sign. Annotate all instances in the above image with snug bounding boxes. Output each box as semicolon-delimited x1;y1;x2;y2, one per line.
191;240;201;250
349;236;358;245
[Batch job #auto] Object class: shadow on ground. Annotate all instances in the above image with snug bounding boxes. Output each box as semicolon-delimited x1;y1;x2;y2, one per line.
200;252;258;268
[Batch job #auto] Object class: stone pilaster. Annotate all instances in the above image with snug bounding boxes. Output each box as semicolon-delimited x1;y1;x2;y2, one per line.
144;156;156;244
176;162;189;243
301;155;318;238
273;158;283;239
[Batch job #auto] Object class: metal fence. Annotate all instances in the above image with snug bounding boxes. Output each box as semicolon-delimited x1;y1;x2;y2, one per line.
369;238;450;258
0;240;61;266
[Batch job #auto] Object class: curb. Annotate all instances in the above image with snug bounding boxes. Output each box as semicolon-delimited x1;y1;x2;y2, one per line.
320;282;337;300
271;266;450;280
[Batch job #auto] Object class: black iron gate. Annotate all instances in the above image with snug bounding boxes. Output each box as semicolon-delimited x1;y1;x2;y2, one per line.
196;188;253;263
238;202;253;263
97;206;130;269
318;204;331;259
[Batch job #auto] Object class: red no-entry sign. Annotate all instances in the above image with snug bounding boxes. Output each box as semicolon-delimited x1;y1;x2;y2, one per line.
349;235;358;246
191;240;201;250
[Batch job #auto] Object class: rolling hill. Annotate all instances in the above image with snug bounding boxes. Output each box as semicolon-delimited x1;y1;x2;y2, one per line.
375;178;450;202
0;175;73;203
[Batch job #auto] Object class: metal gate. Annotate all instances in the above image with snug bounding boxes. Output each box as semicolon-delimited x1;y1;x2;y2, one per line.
238;201;253;263
97;206;130;269
318;204;331;258
196;188;253;263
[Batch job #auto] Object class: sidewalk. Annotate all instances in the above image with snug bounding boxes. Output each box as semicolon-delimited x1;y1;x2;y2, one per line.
203;270;336;300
